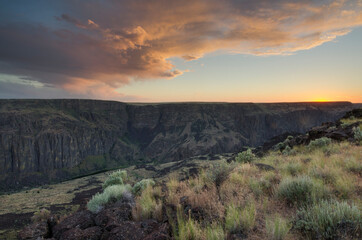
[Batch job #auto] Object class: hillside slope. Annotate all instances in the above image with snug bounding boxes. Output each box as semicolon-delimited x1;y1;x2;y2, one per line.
0;100;354;190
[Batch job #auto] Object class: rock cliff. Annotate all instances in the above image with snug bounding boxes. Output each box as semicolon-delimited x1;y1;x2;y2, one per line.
0;99;354;191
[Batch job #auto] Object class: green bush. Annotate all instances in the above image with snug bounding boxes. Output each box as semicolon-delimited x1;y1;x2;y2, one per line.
308;137;332;151
110;169;128;180
87;184;132;213
104;184;132;201
277;176;328;206
87;192;109;213
273;142;286;152
282;146;296;156
295;200;361;239
266;216;291;240
235;149;256;163
102;176;124;189
353;126;362;142
102;170;127;189
225;203;256;234
132;179;156;195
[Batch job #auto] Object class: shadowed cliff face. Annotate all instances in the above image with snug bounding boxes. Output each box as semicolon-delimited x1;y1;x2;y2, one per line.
0;100;354;191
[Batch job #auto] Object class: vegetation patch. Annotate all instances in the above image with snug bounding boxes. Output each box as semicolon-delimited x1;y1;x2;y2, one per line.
277;176;329;206
308;137;332;151
295;200;361;239
235;148;256;163
265;215;291;240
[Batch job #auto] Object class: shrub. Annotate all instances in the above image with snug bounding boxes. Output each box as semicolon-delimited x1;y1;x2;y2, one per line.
110;169;128;180
235;149;256;163
225;203;256;234
282;146;296;156
295;200;362;239
132;179;156;195
87;184;132;213
87;192;109;213
102;176;123;189
266;216;291;240
273;142;286;152
104;184;132;202
102;170;127;189
277;176;328;206
353;126;362;142
31;209;51;223
308;137;332;151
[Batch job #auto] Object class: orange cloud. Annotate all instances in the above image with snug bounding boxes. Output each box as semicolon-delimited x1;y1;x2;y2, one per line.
0;0;361;99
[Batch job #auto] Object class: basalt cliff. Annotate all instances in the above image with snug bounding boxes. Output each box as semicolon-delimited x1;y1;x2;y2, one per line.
0;99;355;191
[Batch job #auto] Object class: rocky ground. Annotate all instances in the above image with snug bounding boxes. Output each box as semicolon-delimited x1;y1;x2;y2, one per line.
0;154;230;239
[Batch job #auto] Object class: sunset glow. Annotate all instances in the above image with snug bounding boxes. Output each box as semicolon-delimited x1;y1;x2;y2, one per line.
0;0;361;102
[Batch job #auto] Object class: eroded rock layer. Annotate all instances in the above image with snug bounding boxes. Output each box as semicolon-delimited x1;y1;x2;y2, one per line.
0;100;354;190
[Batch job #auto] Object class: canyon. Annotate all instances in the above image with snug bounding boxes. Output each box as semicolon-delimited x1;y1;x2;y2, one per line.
0;99;355;191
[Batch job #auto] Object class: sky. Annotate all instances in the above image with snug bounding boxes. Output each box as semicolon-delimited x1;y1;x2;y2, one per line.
0;0;361;103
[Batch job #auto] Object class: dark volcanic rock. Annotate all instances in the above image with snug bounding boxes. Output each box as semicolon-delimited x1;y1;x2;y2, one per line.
52;210;94;239
60;226;102;240
342;109;362;119
18;221;49;239
94;204;132;230
0;99;355;191
103;220;170;240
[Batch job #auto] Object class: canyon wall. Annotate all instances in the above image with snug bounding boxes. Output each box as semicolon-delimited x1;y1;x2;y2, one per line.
0;99;354;191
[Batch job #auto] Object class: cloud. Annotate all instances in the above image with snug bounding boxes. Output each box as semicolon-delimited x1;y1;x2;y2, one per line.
0;0;361;99
0;75;146;101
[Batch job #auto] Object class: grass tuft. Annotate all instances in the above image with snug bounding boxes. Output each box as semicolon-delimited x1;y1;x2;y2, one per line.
225;202;256;234
265;215;291;240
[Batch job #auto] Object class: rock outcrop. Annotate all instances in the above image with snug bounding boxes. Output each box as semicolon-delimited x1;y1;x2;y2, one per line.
18;198;170;240
0;100;355;191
